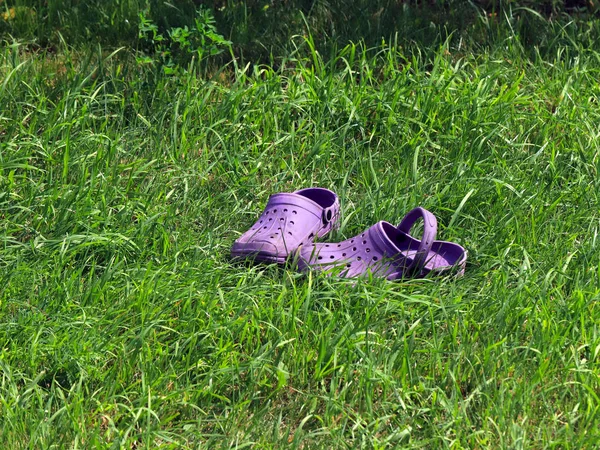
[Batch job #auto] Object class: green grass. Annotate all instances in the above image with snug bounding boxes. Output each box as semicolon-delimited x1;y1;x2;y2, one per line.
1;11;600;449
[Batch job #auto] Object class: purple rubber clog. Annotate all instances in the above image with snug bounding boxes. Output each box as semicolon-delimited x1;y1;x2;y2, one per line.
231;187;340;264
298;207;467;280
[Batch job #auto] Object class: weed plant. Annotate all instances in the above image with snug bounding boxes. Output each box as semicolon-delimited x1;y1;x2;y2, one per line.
1;7;600;450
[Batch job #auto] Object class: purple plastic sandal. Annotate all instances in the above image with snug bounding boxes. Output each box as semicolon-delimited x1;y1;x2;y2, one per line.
231;187;340;264
298;207;467;279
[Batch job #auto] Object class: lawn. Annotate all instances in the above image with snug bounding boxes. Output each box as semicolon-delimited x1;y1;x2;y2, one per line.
1;2;600;448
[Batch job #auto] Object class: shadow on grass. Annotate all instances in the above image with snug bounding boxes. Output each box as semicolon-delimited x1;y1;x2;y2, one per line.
1;0;599;63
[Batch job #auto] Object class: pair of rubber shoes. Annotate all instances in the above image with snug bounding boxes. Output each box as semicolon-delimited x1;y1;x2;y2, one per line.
231;188;467;280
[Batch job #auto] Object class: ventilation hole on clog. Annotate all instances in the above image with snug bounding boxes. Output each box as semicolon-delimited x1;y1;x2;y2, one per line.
325;244;329;247
264;226;268;229
309;233;314;239
293;210;297;214
280;218;284;222
353;247;357;251
361;233;365;237
342;253;346;257
278;227;282;230
265;211;269;215
337;244;342;247
330;255;335;259
318;256;323;260
284;208;288;212
373;256;378;261
290;221;294;225
260;220;263;224
347;263;352;268
362;240;367;245
288;232;293;236
269;218;273;221
366;248;371;253
357;256;362;261
351;239;354;243
270;235;275;239
273;209;277;213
